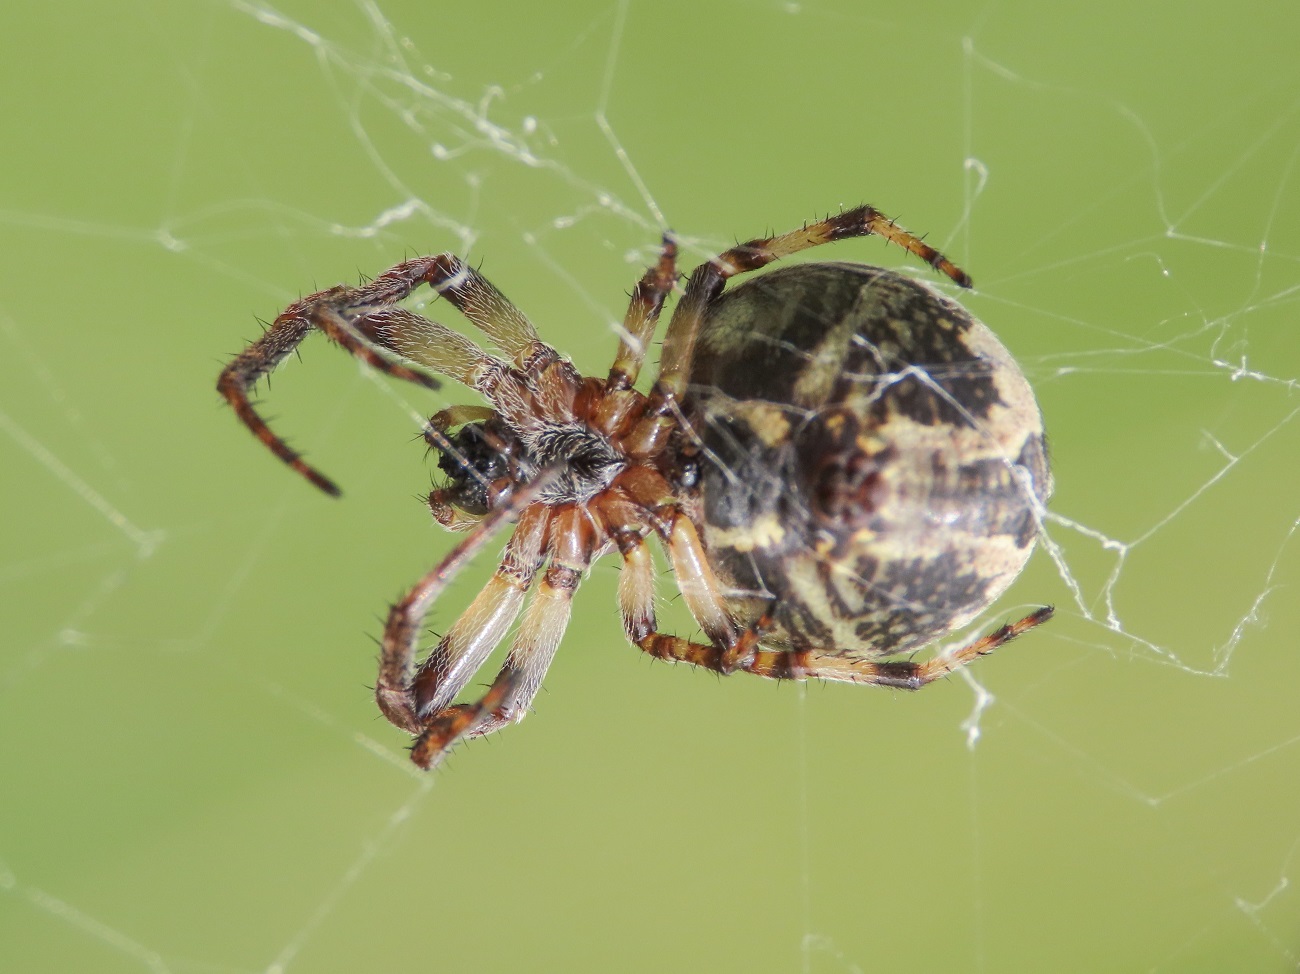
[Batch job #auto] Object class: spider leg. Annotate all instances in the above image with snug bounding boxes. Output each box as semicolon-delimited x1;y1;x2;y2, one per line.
740;606;1054;686
619;525;1049;687
360;261;586;431
408;505;596;769
605;467;752;671
303;301;442;392
587;235;678;440
653;205;972;403
408;666;525;770
221;250;565;495
218;296;443;496
353;308;501;386
216;310;341;495
607;233;678;391
360;254;549;366
374;499;547;735
612;521;770;671
606;466;1048;686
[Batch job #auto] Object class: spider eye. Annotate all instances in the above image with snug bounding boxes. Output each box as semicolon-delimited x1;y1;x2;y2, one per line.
435;422;510;516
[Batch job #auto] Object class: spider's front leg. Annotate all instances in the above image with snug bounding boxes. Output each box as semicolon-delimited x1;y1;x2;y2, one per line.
217;308;339;495
217;294;450;496
409;558;584;768
219;254;551;496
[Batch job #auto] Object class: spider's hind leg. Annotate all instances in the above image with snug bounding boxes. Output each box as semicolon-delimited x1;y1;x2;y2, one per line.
742;607;1054;686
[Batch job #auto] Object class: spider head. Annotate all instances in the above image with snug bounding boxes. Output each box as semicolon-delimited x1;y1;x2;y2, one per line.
431;419;528;519
430;408;630;526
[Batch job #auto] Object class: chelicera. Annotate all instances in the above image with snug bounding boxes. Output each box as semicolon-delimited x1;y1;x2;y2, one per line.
217;206;1053;769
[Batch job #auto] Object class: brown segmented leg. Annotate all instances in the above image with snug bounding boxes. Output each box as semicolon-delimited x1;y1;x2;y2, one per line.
662;510;747;668
760;609;1051;686
745;607;1054;687
409;668;523;770
611;504;1047;687
353;307;500;385
606;233;678;392
305;303;442;391
652;205;973;403
220;250;562;495
361;254;545;364
216;310;340;496
408;566;580;769
587;235;676;436
614;522;720;666
611;465;748;667
409;506;595;769
603;485;772;676
374;500;548;735
217;291;450;497
623;605;1050;690
613;523;774;673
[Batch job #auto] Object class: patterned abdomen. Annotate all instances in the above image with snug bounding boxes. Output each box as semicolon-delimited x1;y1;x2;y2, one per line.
687;263;1051;657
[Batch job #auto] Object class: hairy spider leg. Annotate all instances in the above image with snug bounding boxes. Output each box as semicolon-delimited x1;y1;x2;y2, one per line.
612;517;770;673
651;205;974;406
618;524;1052;688
409;505;598;769
358;254;547;366
593;234;679;437
592;235;686;444
610;465;758;671
217;309;337;495
607;234;678;391
407;668;524;771
374;496;547;735
217;295;443;497
219;253;569;496
741;606;1055;686
354;308;500;386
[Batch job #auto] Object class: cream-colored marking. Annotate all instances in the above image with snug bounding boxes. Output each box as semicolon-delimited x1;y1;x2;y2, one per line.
702;398;796;450
792;317;854;408
710;513;787;553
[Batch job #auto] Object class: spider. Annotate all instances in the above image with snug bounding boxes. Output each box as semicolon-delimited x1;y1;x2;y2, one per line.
218;205;1053;770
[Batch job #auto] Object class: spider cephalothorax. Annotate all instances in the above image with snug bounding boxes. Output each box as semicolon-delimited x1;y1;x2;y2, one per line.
218;206;1053;770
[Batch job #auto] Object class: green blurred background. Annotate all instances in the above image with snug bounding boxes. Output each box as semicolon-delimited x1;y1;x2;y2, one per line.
3;1;1298;971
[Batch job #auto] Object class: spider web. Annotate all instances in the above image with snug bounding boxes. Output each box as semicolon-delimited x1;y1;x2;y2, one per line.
3;0;1299;971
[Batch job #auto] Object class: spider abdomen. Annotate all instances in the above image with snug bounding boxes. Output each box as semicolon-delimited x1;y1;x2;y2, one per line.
687;262;1051;657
